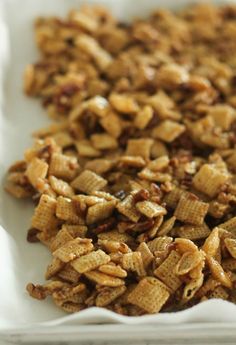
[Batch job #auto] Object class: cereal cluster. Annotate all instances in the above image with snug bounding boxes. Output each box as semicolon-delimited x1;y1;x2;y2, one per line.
5;4;236;315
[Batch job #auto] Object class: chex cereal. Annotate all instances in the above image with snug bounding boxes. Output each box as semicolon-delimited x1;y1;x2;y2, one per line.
6;3;236;315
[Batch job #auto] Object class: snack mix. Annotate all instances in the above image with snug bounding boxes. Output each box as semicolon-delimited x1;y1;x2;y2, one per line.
6;3;236;315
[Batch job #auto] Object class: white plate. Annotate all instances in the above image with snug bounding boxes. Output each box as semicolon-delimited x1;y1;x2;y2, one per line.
1;0;236;343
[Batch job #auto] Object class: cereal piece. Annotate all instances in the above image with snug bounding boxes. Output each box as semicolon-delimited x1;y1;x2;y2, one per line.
208;286;229;300
127;277;170;314
147;156;170;171
175;238;198;253
45;257;65;279
52;131;74;148
147;91;174;116
49;176;74;197
52;283;86;300
85;159;113;175
182;273;204;301
119;156;146;168
196;277;220;298
92;191;117;201
224;238;236;259
109;252;123;264
96;286;126;307
85;270;124;287
91;133;118;150
86;96;110;117
122;252;146;276
32;122;68;138
71;249;110;273
36;231;55;248
202;227;220;256
25;157;48;189
219;217;236;235
98;264;127;278
76;34;112;70
156;63;189;87
154;250;182;291
53;300;84;313
158;216;176;236
116;195;140;222
147;236;173;253
56;196;83;224
152;120;185;142
138;168;171;183
176;223;211;240
109;93;139;114
57;265;81;284
134;105;153;129
201;132;230;149
31;194;59;232
73;194;104;208
70;10;98;32
126;139;154;159
53;238;93;263
71;170;107;194
174;194;209;225
98;230;133;246
50;228;74;252
137;242;154;267
175;251;204;275
141;216;164;240
222;258;236;271
61;224;87;238
86;200;116;224
136;201;167;218
193;164;230;197
99;112;122;138
151;140;168;159
164;187;189;209
75;140;101;158
49;153;79;181
206;255;232;288
208;105;235;130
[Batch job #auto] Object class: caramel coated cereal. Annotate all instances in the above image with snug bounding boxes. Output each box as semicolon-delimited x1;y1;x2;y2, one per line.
6;3;236;316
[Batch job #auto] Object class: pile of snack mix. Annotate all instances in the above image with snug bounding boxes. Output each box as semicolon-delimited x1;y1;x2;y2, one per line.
6;4;236;315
